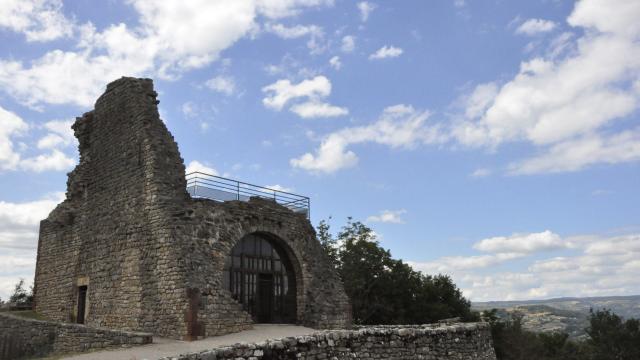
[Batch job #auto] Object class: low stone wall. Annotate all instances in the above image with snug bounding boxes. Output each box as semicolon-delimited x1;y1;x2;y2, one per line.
161;322;496;360
0;312;152;359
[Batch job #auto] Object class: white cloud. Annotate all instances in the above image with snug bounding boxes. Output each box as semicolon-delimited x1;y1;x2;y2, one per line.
265;23;326;54
0;192;64;300
515;18;557;36
508;129;640;174
37;119;75;149
0;0;333;108
266;184;294;193
0;192;64;249
290;101;348;118
341;35;355;53
291;105;444;173
205;75;236;95
182;101;198;118
470;168;491;178
0;107;75;172
263;76;331;110
0;0;73;42
0;106;29;171
329;55;342;70
463;82;498;119
185;160;218;176
262;75;347;118
410;252;525;273
366;209;407;224
265;23;322;39
448;0;640;174
256;0;335;19
369;45;403;60
473;230;566;254
19;149;76;172
357;2;376;22
409;231;640;301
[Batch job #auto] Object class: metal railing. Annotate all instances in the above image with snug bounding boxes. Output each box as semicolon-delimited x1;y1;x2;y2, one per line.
186;172;310;218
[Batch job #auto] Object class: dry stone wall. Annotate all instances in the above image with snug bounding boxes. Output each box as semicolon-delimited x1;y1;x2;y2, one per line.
0;312;151;360
159;322;497;360
34;77;351;340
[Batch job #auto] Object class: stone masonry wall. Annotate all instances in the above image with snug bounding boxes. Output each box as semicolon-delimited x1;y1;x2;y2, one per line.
159;322;497;360
0;312;152;360
34;77;351;340
177;197;352;337
35;77;192;338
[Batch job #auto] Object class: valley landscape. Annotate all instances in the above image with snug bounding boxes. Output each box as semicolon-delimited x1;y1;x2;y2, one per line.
473;295;640;339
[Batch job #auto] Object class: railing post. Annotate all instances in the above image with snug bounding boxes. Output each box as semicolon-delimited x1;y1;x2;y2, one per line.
237;182;240;200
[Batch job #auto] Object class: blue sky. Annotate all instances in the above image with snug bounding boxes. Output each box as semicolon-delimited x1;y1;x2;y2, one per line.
0;0;639;302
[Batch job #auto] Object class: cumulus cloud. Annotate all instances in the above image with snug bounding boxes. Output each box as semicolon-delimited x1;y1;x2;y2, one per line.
185;160;218;176
366;209;407;224
290;101;348;118
262;75;347;118
357;2;376;22
291;105;445;173
265;184;294;193
508;129;640;174
410;231;640;301
448;0;640;174
0;192;65;300
0;0;73;42
37;119;76;150
19;149;75;172
470;168;491;178
0;107;76;172
341;35;356;53
473;230;566;254
515;19;557;36
0;106;29;171
369;45;403;60
329;56;341;70
205;75;236;96
263;76;330;110
0;0;334;108
0;192;64;250
264;23;326;54
410;252;525;274
265;23;322;39
256;0;335;19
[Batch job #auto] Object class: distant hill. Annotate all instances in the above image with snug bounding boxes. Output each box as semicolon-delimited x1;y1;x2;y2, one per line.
472;295;640;339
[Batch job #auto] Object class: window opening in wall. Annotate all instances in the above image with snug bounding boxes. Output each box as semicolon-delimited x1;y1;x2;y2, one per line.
77;285;87;324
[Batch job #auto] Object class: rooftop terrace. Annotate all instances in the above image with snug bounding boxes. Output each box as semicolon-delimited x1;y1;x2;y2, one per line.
186;172;310;218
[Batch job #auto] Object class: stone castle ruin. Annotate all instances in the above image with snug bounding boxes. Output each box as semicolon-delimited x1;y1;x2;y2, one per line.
33;77;352;340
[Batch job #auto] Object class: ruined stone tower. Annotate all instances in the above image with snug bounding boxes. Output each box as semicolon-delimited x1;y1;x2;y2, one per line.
33;77;351;339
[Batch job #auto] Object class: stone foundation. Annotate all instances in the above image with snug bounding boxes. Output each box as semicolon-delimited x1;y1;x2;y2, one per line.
159;322;497;360
0;312;152;360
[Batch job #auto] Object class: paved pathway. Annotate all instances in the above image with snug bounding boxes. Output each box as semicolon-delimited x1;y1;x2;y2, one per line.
60;325;317;360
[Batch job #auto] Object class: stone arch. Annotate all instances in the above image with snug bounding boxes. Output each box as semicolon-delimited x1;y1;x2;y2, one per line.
212;225;307;324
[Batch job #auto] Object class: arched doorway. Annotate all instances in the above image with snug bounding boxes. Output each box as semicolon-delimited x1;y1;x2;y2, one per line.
222;233;297;323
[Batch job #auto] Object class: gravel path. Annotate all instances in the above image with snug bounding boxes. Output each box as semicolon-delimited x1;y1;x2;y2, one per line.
59;324;317;360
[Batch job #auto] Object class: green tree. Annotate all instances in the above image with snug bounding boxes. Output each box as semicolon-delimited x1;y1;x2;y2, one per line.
585;309;640;360
319;217;476;325
317;218;339;268
9;278;33;306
